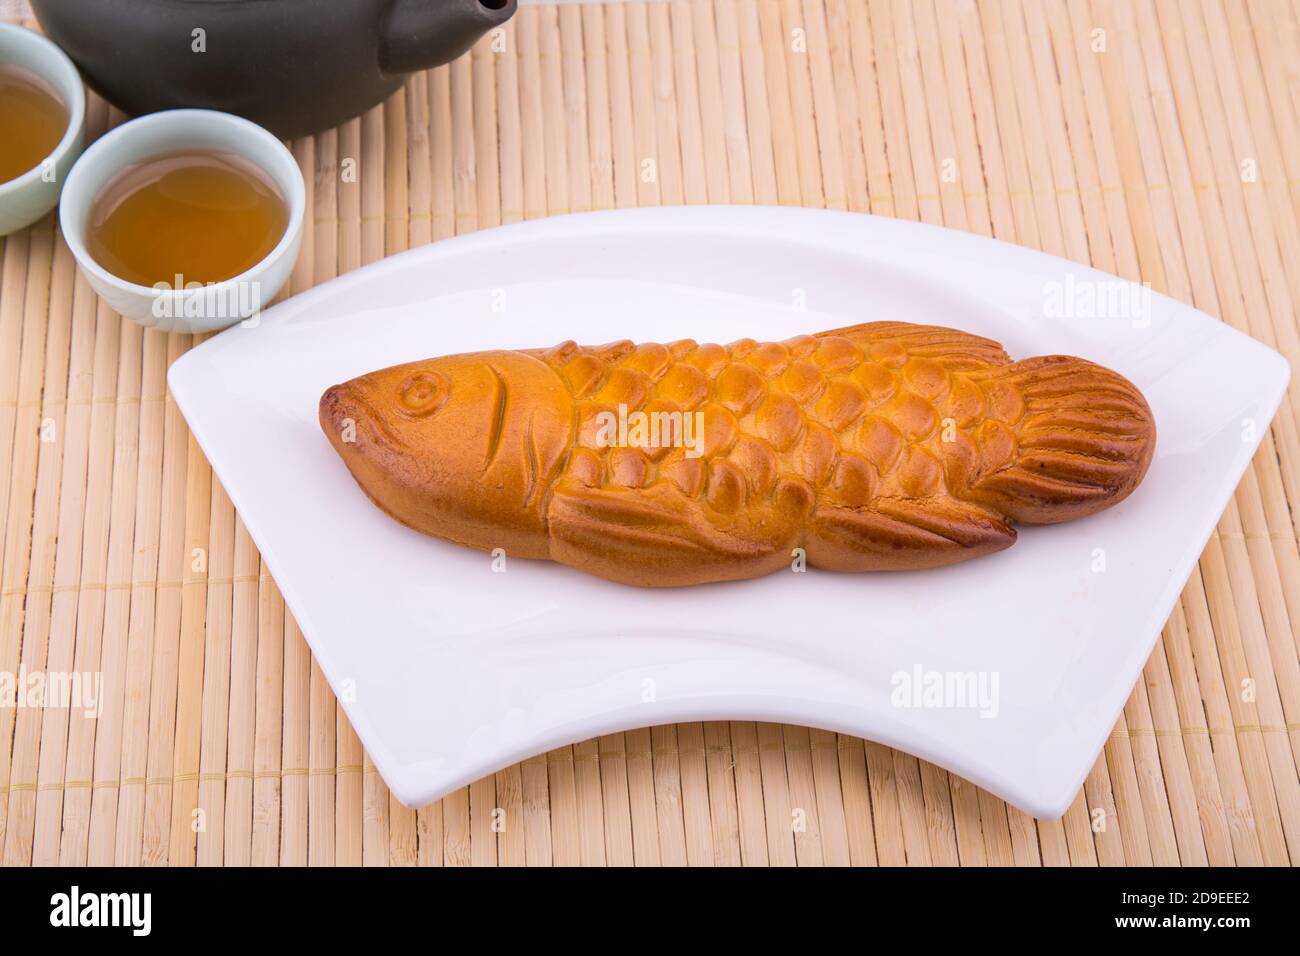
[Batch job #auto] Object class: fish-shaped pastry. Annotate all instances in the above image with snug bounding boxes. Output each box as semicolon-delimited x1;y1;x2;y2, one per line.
319;322;1155;587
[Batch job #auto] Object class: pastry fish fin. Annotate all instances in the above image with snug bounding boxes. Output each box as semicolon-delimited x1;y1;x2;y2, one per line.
529;340;579;367
966;355;1156;524
808;496;1015;571
815;322;1012;369
546;479;781;587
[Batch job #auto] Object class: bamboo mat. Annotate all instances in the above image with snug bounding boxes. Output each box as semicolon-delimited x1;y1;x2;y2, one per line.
1;0;1298;867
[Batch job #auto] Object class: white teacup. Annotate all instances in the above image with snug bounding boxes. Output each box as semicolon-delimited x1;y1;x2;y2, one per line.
59;108;305;333
0;23;86;235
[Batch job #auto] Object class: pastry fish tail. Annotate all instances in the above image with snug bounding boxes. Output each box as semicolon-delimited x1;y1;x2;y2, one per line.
964;355;1156;525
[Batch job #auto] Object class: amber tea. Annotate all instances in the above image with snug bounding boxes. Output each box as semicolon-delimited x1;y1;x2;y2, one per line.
86;150;288;288
0;64;68;184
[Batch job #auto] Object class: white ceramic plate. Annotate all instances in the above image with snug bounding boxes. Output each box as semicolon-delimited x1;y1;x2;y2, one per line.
168;206;1289;818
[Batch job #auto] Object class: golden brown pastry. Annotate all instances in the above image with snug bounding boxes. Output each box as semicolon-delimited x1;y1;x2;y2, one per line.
320;322;1155;586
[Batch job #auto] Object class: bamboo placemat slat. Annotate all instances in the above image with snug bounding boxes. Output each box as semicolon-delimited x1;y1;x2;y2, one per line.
0;0;1297;866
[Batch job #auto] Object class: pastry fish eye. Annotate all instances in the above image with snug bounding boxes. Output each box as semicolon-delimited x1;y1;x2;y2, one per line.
398;371;450;418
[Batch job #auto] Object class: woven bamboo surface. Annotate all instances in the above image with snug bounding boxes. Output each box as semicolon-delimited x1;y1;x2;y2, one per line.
1;0;1298;867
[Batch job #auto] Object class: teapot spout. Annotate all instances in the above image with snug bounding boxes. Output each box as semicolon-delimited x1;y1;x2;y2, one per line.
380;0;516;76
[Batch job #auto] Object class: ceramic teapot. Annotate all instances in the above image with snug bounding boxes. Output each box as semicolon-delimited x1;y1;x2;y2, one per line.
30;0;516;138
